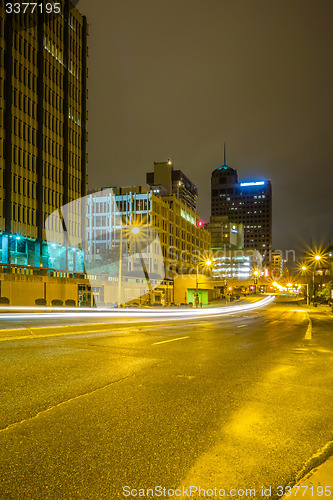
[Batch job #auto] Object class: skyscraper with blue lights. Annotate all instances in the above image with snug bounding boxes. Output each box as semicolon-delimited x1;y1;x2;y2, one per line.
211;163;272;268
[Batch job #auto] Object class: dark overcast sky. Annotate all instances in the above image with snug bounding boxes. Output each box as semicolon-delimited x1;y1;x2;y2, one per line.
78;0;332;252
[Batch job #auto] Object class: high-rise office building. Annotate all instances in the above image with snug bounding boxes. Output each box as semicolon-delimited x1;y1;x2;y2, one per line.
146;161;198;211
211;162;272;267
0;1;88;268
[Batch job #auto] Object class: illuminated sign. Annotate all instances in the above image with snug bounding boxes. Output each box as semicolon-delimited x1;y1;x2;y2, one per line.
240;181;265;187
181;209;196;226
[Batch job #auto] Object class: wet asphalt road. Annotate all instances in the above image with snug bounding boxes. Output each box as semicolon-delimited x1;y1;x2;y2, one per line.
0;303;332;499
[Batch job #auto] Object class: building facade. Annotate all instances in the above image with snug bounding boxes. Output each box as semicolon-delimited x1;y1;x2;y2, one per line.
146;161;198;211
86;186;211;281
0;1;88;269
211;164;272;267
271;250;283;279
205;215;243;250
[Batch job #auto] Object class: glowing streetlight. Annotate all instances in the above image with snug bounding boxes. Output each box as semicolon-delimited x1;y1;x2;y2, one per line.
252;269;260;294
195;256;213;307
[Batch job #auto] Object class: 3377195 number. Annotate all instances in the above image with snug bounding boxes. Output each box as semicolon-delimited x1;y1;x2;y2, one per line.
277;485;332;496
5;3;61;15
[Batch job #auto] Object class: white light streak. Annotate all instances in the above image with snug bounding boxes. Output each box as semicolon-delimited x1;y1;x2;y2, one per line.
0;297;274;322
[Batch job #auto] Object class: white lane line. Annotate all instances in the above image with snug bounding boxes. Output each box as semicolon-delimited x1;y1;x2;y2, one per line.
304;313;312;340
237;325;248;328
153;336;190;345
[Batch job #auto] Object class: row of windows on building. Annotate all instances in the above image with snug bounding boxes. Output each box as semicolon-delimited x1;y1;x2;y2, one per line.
13;32;37;64
213;189;269;197
90;232;206;256
13;88;37;118
45;58;64;87
44;111;63;136
44;110;82;145
44;188;62;207
12;145;36;170
46;214;81;237
12;117;36;144
12;175;36;197
89;200;151;214
11;11;37;35
44;36;82;82
13;60;37;92
10;148;78;178
216;206;270;213
213;198;269;204
214;199;267;205
9;87;80;137
11;203;36;225
11;177;79;209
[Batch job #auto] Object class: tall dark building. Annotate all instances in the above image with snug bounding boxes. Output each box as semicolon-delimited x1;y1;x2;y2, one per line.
146;161;198;211
211;162;272;267
0;1;88;268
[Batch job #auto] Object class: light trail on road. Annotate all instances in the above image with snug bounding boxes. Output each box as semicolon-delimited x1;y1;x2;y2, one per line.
0;296;274;322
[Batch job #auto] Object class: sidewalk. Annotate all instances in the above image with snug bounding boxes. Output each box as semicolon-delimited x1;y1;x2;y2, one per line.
204;294;265;308
282;457;333;498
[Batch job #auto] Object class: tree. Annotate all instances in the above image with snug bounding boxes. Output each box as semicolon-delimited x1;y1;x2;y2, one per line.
317;282;332;302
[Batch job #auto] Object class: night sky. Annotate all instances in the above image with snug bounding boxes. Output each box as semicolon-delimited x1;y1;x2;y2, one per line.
78;0;332;253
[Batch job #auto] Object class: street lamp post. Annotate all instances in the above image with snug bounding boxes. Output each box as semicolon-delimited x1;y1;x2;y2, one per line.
330;258;333;305
117;223;153;308
196;263;199;306
301;254;322;306
301;266;309;305
253;270;260;294
117;227;123;307
195;258;212;307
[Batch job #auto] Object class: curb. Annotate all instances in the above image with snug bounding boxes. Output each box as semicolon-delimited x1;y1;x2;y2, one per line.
295;440;333;483
279;441;333;499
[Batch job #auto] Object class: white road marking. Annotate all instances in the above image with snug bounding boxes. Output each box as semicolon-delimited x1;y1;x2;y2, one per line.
237;325;248;328
153;336;190;345
304;313;312;340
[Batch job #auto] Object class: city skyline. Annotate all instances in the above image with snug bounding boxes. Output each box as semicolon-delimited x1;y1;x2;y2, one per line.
78;0;332;252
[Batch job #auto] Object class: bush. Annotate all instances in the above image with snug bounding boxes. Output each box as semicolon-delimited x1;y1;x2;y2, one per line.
65;299;76;307
35;298;47;306
0;297;10;305
80;300;91;307
51;299;63;307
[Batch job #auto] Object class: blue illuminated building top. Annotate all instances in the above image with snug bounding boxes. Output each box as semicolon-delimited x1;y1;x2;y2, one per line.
240;181;266;187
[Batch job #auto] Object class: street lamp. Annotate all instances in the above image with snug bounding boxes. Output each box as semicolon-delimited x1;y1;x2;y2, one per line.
117;222;153;307
253;270;260;294
195;257;213;307
330;254;333;306
300;254;322;306
312;255;322;306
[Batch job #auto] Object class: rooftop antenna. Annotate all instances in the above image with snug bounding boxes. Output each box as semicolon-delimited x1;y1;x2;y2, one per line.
223;142;226;166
